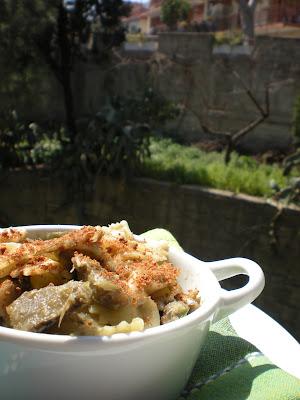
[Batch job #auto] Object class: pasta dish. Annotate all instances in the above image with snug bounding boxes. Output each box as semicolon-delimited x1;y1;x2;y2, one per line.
0;222;200;336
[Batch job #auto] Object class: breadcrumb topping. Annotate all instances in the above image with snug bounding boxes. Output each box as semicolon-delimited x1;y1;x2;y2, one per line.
0;222;200;335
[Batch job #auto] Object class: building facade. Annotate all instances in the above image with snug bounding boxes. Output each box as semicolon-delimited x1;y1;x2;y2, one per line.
125;0;300;36
126;3;150;33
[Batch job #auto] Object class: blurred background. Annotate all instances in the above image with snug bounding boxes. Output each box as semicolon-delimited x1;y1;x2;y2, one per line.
0;0;299;339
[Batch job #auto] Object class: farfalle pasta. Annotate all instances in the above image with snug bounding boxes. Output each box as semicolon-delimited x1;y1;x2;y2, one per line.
0;222;200;336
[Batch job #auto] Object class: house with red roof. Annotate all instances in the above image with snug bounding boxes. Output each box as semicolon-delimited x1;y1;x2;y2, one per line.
124;0;300;37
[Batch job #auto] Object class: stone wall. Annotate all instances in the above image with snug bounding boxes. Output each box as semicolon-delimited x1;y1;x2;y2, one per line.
73;34;300;152
1;34;300;153
1;170;299;339
155;33;300;152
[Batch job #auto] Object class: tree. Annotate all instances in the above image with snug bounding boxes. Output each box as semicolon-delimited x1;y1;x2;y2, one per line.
161;0;191;31
282;95;300;175
0;0;131;142
237;0;258;45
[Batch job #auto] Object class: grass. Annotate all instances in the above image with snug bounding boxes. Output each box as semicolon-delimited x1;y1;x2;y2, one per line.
142;139;291;198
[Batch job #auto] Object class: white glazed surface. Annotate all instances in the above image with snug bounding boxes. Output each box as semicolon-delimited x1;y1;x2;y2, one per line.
0;225;265;400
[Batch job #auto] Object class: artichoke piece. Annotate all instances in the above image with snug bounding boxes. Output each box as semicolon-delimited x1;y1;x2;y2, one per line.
161;301;189;324
0;279;19;325
7;280;91;332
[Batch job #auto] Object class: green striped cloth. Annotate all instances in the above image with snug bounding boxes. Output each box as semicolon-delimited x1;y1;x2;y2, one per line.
141;229;300;400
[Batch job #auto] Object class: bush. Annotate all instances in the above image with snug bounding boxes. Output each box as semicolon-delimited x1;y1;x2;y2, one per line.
214;31;243;46
142;139;290;198
0;111;66;170
74;91;180;176
126;33;146;43
161;0;191;31
282;95;300;175
0;91;180;175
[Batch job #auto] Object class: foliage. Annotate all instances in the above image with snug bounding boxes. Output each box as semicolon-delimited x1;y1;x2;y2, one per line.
0;1;52;107
126;33;146;43
0;0;131;71
0;0;131;140
1;112;297;202
283;150;300;176
129;88;180;130
271;177;300;207
161;0;191;30
75;107;150;176
282;96;300;175
143;139;290;198
0;91;180;176
278;95;300;203
214;31;243;47
0;111;67;169
86;0;132;51
72;90;181;175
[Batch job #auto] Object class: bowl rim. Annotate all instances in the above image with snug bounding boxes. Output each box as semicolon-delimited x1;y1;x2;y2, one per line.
0;224;221;350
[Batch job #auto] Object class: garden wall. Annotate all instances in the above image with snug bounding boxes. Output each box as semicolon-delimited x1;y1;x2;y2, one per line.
74;34;300;153
1;35;300;153
1;170;299;339
147;34;299;151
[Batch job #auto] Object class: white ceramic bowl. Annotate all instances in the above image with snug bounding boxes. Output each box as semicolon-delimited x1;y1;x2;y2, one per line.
0;225;265;400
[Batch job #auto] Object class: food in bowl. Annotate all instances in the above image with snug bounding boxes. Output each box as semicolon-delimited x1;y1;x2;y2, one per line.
0;225;265;400
0;221;200;335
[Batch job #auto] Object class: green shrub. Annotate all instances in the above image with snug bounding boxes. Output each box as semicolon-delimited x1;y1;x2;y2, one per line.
0;111;68;169
142;139;290;198
282;95;300;176
126;33;146;43
73;91;180;176
161;0;191;30
0;91;180;175
0;111;66;169
214;31;243;47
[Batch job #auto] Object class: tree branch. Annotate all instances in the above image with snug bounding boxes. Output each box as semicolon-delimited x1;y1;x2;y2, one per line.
188;107;231;139
151;46;270;164
231;70;268;117
232;115;265;143
224;83;270;163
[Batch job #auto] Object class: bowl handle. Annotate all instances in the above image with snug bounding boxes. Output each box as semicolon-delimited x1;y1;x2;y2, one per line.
207;257;265;322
